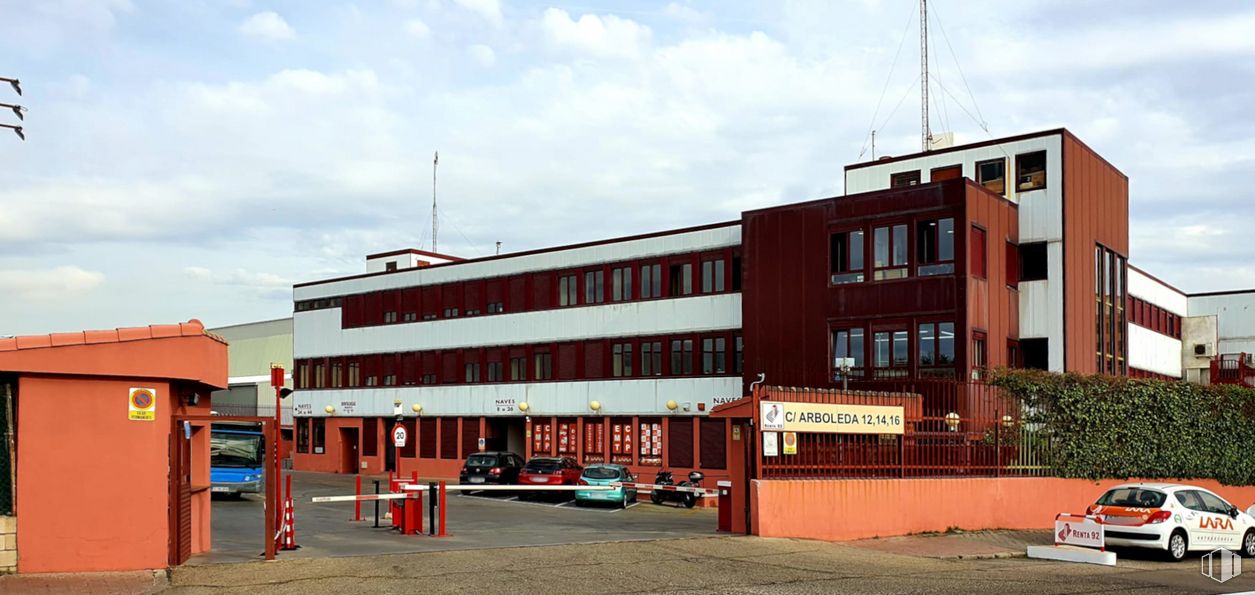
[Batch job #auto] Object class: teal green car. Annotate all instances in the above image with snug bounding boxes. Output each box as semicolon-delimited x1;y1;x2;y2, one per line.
574;464;637;508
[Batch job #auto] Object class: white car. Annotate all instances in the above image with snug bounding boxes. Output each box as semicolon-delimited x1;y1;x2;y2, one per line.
1087;483;1255;561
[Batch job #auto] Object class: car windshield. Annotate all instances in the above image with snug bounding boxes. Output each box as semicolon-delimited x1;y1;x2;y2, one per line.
211;432;261;468
1097;488;1166;508
525;460;560;473
467;454;498;466
583;467;622;480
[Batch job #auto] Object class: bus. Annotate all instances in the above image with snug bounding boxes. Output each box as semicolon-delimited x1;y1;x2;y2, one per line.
210;426;265;496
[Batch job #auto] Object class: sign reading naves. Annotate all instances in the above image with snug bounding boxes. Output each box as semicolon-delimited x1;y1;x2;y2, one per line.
759;401;904;434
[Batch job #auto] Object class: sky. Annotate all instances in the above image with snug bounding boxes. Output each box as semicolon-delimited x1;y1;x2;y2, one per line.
1;0;1254;336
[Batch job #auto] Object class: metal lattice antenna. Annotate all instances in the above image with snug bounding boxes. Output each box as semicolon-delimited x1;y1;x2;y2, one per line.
920;0;931;152
432;151;439;254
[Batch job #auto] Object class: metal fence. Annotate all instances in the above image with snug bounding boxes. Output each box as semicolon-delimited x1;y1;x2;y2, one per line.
757;381;1054;480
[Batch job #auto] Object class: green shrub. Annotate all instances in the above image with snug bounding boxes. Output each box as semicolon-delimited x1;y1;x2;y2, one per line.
989;369;1255;485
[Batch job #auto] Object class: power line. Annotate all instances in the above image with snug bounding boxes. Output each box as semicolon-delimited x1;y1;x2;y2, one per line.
858;4;917;161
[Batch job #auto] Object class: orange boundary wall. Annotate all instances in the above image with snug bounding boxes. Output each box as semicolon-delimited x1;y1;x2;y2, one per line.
752;478;1255;542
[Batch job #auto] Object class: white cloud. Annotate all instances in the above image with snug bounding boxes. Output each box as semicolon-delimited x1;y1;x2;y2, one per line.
468;44;496;66
453;0;502;26
541;8;651;59
0;266;105;301
405;18;430;38
183;266;295;298
238;11;295;41
662;3;707;24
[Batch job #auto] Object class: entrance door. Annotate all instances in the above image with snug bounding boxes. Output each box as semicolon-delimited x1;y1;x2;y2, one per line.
384;420;397;472
505;419;525;455
168;419;192;566
340;428;359;474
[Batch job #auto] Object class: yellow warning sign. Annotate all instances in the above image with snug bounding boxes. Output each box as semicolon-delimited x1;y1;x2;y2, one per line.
782;432;798;455
129;387;156;421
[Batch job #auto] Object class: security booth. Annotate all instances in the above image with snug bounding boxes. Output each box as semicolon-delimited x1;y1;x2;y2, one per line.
0;320;227;573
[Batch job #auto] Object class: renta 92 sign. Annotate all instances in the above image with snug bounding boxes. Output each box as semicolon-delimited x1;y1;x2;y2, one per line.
759;401;905;435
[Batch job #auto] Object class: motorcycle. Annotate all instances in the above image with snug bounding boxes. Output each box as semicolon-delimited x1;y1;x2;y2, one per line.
650;470;703;508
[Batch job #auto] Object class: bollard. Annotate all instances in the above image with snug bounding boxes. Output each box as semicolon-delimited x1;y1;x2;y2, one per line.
428;482;437;536
438;481;447;537
372;480;379;525
354;475;362;521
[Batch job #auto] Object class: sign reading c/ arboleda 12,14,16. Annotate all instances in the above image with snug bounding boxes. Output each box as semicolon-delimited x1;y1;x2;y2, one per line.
759;401;904;435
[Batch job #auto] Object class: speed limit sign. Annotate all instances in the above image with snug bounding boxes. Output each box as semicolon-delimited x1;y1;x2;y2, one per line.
392;424;408;448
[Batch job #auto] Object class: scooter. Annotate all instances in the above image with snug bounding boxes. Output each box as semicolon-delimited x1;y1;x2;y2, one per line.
649;470;703;508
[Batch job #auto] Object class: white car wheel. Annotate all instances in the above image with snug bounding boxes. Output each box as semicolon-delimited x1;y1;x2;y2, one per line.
1168;531;1188;562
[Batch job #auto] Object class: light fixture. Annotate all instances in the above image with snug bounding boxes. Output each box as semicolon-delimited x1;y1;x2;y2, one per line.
1001;414;1014;429
324;405;335;414
0;124;22;141
518;402;529;412
944;412;960;432
412;403;423;414
0;103;24;121
589;400;601;412
0;77;20;96
666;399;679;412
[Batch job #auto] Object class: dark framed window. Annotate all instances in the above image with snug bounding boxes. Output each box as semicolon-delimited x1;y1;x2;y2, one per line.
701;337;726;374
558;274;578;307
348;362;360;387
701;258;725;293
976;158;1006;195
832;328;865;379
1007;340;1020;369
1019;242;1047;281
612;343;633;377
297;419;310;453
641;341;662;376
464;362;481;383
734;335;743;375
917;321;955;377
830;230;865;284
669;262;693;296
510;357;527;381
873;224;909;280
916;218;955;276
487;302;504;313
890;170;921;188
312;418;326;454
930;164;962;181
384;311;397;323
640;263;662;298
331;363;343;388
611;266;632;302
313;363;325;388
534;352;553;380
487;361;503;382
970;226;987;279
670;339;693;375
422;373;437;385
443;307;459;318
1021;338;1048;370
1016;150;1047;192
584;270;605;304
972;331;988;379
872;329;909;378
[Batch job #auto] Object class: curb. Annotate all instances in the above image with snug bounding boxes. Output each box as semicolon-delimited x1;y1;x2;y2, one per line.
939;551;1026;560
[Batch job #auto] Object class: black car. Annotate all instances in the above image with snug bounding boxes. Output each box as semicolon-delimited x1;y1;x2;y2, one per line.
459;451;524;486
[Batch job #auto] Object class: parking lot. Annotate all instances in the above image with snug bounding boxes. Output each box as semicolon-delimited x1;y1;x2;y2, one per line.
195;471;717;564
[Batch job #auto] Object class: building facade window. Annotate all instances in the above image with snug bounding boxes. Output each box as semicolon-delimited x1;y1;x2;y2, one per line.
314;363;325;388
612;343;633;377
487;302;504;313
331;363;342;388
972;331;988;379
872;329;908;378
890;170;921;188
641;341;662;376
873;224;909;280
312;418;326;454
976;158;1006;195
970;226;987;279
534;352;553;380
558;274;578;307
422;373;437;385
443;307;459;318
611;266;633;301
510;357;527;381
701;259;725;293
465;363;481;383
829;230;865;284
1095;244;1127;375
640;263;662;298
296;419;310;453
584;270;605;304
917;321;955;377
1016;150;1047;192
832;328;865;379
487;361;503;382
348;362;360;387
701;337;726;374
669;263;693;296
670;339;693;375
916;218;955;276
734;335;743;375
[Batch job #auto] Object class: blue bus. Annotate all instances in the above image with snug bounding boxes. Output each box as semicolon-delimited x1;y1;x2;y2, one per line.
210;426;265;496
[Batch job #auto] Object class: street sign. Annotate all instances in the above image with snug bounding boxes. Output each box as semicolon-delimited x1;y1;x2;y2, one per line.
762;432;778;456
782;432;798;455
392;424;408;448
128;387;156;421
477;437;486;451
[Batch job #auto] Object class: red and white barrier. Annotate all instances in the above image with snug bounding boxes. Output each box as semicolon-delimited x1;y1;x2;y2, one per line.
613;482;720;497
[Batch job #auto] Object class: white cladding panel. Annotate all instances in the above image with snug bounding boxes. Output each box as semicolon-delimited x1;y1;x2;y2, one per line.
844;135;1062;242
1128;268;1187;315
295;294;742;358
297;225;742;300
293;377;743;417
1128;324;1183;378
1188;293;1255;355
1017;241;1065;371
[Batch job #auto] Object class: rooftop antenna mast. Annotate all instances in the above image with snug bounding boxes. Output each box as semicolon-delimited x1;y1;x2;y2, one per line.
432;151;439;254
920;0;931;152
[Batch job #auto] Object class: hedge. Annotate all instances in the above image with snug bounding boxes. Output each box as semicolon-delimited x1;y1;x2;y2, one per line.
990;369;1255;485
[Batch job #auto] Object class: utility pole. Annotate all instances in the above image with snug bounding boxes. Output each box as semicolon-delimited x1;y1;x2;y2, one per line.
920;0;931;152
432;151;439;254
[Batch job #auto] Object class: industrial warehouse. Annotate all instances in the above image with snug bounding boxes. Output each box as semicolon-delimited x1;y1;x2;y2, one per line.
288;128;1255;487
